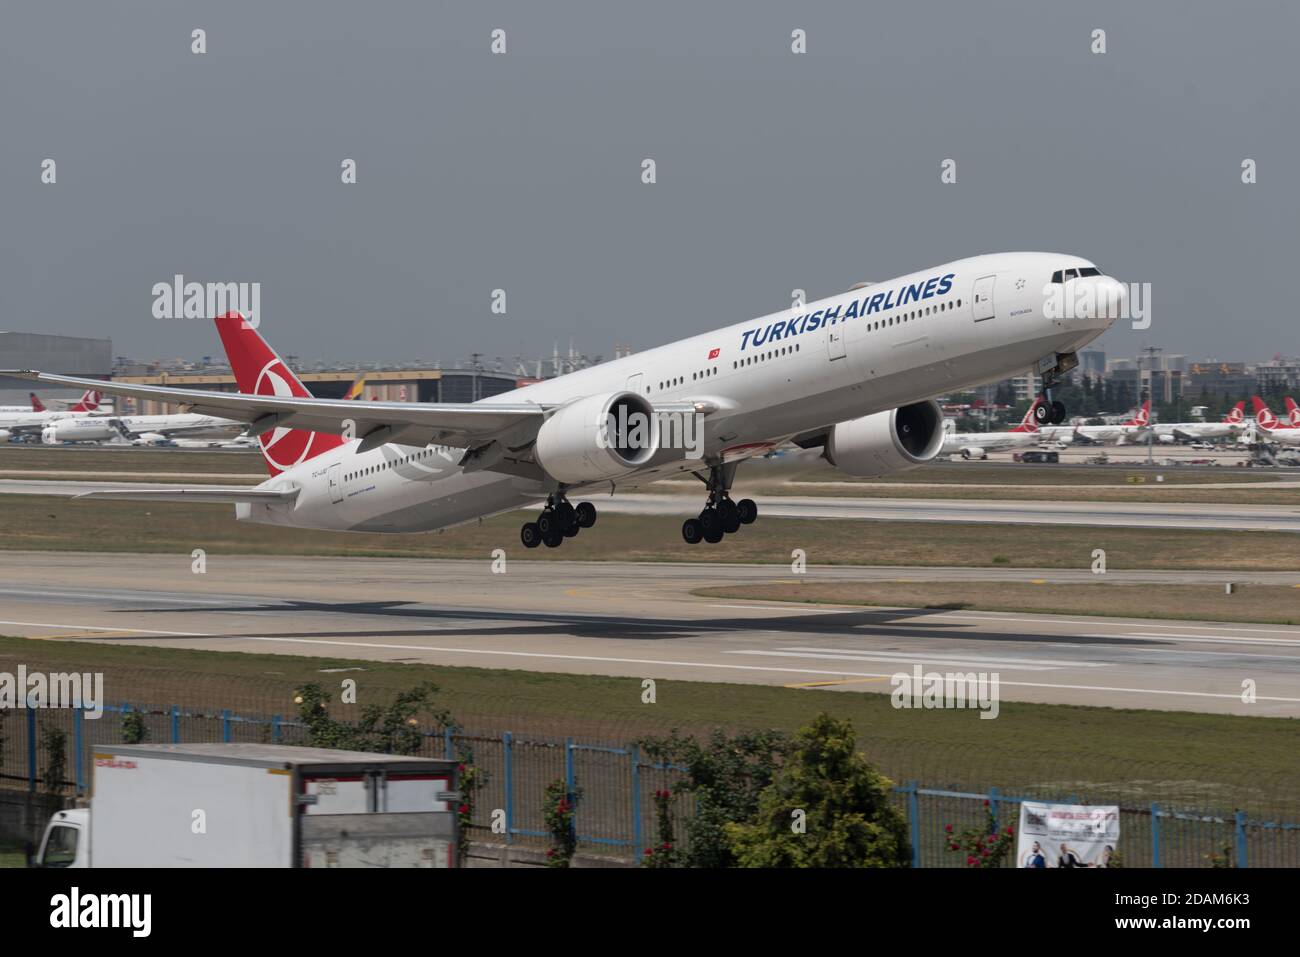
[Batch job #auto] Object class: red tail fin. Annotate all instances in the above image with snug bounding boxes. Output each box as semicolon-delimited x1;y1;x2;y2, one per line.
1010;398;1040;432
1252;396;1283;431
1285;397;1300;428
1124;400;1150;427
69;390;102;412
1223;401;1245;425
214;313;345;477
29;393;45;412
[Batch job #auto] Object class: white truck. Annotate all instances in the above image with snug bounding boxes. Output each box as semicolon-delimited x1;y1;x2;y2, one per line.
32;743;460;868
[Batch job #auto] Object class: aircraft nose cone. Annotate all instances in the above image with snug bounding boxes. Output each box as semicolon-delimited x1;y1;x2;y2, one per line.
1075;276;1126;323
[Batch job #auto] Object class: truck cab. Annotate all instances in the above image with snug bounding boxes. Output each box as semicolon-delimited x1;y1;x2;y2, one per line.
33;808;90;868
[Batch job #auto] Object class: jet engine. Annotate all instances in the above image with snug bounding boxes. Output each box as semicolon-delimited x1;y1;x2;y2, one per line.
534;391;660;484
825;400;945;477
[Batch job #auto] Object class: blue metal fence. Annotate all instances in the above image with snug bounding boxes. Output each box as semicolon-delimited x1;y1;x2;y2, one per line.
3;702;1297;867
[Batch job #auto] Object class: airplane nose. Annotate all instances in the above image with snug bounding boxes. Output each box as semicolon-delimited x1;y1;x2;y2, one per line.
1075;276;1126;323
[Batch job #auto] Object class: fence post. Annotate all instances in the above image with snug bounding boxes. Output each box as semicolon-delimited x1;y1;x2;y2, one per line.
170;705;179;743
565;737;576;842
630;745;642;853
444;726;455;761
26;706;37;793
907;781;921;868
1235;811;1248;868
221;709;231;743
1151;803;1162;868
503;731;513;845
271;714;282;743
74;707;84;795
989;785;1001;825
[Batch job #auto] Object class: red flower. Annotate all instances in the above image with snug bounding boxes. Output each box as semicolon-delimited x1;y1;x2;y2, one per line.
644;848;654;856
1005;826;1014;834
966;856;977;866
662;842;671;850
458;763;466;772
546;849;555;857
944;824;953;833
983;800;990;807
949;843;959;851
458;803;469;815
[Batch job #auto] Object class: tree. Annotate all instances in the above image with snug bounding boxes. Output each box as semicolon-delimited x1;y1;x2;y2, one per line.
293;681;451;754
640;728;789;867
724;713;910;868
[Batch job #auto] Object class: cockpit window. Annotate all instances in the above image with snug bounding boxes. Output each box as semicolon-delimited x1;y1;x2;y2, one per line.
1051;266;1099;283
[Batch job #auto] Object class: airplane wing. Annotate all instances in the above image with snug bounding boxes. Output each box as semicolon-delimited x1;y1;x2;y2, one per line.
4;370;702;457
0;479;295;505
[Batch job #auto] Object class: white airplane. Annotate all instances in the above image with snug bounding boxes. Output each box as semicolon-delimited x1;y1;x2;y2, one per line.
40;412;243;444
5;252;1124;547
0;389;107;441
940;400;1044;459
1250;396;1300;446
1036;400;1151;445
1147;401;1246;443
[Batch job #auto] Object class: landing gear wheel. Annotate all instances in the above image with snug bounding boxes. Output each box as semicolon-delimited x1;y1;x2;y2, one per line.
554;501;576;528
704;524;724;544
1033;402;1052;426
520;522;541;549
699;508;722;540
542;528;563;548
1050;400;1067;425
563;521;579;538
682;518;704;544
719;499;741;534
736;499;758;525
537;510;559;537
575;501;597;528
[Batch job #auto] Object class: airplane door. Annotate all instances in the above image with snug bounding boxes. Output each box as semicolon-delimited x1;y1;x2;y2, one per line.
626;373;645;395
327;462;343;504
972;275;996;322
827;325;846;361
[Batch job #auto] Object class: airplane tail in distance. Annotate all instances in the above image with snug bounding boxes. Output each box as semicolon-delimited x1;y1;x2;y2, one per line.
1010;398;1041;432
214;313;345;477
1125;400;1150;427
69;389;103;412
1285;397;1300;427
343;374;366;400
29;393;46;412
1251;396;1283;431
1223;401;1245;425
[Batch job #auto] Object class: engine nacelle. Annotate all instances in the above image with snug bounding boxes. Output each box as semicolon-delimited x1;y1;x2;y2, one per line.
41;425;60;445
826;400;945;477
535;391;660;484
959;446;987;460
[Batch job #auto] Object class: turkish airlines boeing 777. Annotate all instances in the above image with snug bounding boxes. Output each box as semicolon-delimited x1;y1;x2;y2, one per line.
6;252;1124;547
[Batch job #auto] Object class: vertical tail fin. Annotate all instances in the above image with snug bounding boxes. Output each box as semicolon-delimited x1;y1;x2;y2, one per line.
1251;396;1282;431
1285;397;1300;427
1010;398;1041;432
1223;401;1245;425
213;313;346;477
29;393;46;412
69;390;102;412
1125;400;1150;427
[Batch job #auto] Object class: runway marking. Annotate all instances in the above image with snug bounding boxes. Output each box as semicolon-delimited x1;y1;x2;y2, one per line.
785;677;887;689
752;647;1108;668
123;633;1300;704
928;612;1300;636
0;618;209;636
729;649;1077;671
1083;633;1300;648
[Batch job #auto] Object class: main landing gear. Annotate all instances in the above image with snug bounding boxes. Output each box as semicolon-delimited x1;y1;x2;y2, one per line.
520;493;597;549
1032;352;1078;426
681;463;758;545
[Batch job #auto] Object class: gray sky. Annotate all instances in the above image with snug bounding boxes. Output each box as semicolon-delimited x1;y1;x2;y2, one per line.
2;1;1296;368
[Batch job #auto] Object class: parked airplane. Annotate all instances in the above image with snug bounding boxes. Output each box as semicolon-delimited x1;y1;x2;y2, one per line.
1036;400;1150;445
5;252;1124;546
940;399;1044;459
40;412;243;445
1147;401;1247;443
1250;396;1300;446
1285;397;1300;427
0;390;106;440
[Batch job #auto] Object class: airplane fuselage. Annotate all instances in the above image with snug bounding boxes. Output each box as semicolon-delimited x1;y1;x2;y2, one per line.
241;252;1120;532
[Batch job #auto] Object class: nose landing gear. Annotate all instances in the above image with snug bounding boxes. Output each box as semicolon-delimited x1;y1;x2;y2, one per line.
1033;352;1077;426
521;493;597;549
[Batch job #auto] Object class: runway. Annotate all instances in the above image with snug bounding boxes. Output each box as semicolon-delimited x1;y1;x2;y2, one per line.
3;480;1299;532
1;552;1297;717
